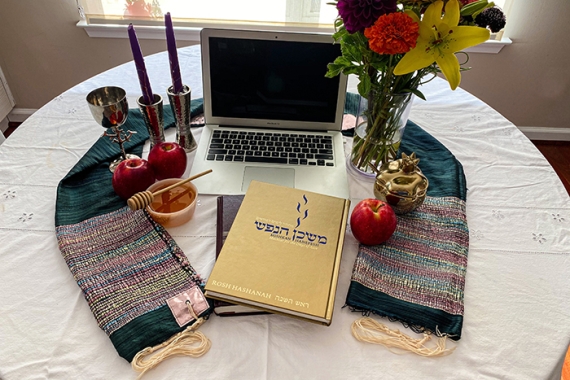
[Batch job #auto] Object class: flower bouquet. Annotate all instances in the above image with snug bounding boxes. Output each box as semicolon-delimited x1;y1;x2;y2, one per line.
326;0;506;175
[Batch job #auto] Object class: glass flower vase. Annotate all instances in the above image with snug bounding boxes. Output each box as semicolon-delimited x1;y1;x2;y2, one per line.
349;91;414;178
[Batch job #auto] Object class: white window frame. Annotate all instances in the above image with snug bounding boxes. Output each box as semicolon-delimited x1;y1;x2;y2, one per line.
76;0;512;53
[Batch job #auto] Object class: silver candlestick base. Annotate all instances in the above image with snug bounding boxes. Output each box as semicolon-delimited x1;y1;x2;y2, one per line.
137;94;165;149
167;85;197;153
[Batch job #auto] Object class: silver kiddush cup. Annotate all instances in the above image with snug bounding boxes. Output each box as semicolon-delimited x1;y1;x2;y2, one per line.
167;85;197;152
137;94;165;149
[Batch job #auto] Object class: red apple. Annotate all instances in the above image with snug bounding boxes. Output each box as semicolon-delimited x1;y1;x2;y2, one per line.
112;158;156;200
148;142;187;180
350;199;397;245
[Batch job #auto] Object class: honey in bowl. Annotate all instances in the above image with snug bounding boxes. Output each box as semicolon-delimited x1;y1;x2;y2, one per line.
150;183;196;213
146;178;198;227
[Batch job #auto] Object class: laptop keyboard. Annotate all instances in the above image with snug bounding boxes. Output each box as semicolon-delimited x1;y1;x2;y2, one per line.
206;129;335;167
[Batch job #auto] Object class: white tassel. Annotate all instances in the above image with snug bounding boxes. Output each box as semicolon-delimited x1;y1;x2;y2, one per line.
132;317;211;379
351;317;455;357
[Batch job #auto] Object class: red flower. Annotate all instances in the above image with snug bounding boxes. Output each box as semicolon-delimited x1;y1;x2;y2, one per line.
337;0;397;34
364;12;419;55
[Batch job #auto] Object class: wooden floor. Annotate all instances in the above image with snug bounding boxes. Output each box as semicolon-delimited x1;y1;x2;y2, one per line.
2;124;570;378
4;122;19;138
533;140;570;196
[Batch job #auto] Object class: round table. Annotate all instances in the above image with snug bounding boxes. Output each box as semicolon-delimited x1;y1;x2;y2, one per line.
1;45;569;380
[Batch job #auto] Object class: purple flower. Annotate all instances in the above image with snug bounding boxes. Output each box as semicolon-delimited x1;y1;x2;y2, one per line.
475;7;507;33
337;0;397;34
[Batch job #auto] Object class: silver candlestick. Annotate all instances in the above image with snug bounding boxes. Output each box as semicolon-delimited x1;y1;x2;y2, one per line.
137;94;165;149
167;85;197;152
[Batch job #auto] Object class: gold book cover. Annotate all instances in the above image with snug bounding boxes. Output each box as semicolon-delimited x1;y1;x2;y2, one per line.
205;181;350;325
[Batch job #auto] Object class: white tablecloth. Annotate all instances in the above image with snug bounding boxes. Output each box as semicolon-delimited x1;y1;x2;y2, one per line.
1;45;569;380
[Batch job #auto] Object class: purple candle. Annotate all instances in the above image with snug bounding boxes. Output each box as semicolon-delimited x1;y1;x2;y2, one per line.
165;13;183;94
128;24;154;105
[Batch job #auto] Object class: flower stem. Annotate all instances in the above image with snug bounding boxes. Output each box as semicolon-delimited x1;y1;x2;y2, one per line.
351;58;413;174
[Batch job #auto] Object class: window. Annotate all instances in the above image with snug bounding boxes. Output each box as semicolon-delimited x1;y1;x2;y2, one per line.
77;0;511;52
79;0;337;32
491;0;512;41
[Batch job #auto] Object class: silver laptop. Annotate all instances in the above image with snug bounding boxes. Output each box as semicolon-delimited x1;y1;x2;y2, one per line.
189;28;349;199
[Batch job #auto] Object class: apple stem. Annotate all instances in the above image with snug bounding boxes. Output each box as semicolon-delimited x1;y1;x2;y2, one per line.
371;203;384;213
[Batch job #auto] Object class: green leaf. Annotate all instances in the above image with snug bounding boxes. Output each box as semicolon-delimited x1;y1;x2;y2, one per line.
342;66;361;76
472;4;493;19
357;74;371;98
369;60;387;73
325;63;343;78
332;23;347;41
405;88;426;101
460;0;488;16
341;43;362;64
334;56;352;67
368;52;391;72
342;32;359;46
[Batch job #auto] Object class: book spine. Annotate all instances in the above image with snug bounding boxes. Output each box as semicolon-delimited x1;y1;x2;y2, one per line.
324;198;351;324
215;196;223;256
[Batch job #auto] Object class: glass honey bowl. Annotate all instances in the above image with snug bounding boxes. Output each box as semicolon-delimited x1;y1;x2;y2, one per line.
146;178;198;227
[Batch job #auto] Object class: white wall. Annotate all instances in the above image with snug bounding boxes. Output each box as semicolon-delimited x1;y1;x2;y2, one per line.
460;0;570;131
0;0;568;133
0;0;194;113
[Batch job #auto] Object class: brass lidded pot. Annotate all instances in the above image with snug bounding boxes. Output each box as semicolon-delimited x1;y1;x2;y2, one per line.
373;153;429;214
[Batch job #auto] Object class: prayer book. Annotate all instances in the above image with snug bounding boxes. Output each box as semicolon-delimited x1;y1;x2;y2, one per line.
213;195;268;316
205;181;350;325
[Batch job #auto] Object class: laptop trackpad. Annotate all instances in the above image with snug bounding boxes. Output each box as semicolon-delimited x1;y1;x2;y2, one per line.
242;166;295;192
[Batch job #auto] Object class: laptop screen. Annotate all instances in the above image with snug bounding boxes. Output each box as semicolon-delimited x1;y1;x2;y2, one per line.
201;29;347;131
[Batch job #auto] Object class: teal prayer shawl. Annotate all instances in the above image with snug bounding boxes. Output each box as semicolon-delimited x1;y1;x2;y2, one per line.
55;101;211;362
345;94;469;339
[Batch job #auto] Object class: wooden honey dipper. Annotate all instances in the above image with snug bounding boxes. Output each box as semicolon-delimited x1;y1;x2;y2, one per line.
127;169;213;211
